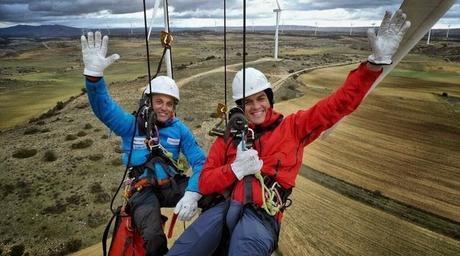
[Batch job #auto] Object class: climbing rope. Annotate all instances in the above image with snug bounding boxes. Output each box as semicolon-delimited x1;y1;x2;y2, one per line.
242;0;247;111
108;0;175;214
224;0;228;126
255;173;282;216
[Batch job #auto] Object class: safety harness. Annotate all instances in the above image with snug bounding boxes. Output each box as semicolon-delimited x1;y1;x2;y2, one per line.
102;0;178;254
210;107;292;255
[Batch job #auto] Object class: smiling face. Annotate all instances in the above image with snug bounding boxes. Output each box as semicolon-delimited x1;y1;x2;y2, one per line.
242;91;271;125
151;93;176;123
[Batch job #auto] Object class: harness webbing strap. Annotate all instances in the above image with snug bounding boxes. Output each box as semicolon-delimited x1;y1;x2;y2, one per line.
243;175;253;205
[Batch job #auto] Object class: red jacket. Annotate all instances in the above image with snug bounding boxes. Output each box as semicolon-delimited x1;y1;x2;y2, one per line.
199;63;381;211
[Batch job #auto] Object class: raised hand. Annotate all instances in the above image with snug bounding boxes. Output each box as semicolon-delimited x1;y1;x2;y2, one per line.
81;31;120;77
367;10;411;65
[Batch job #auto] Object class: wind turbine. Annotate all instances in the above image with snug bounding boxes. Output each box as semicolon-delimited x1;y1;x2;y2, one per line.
147;0;172;78
273;0;282;60
427;28;432;44
106;25;111;36
349;22;353;36
446;24;450;40
314;22;318;36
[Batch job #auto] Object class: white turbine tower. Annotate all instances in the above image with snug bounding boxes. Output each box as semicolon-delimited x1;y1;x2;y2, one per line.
147;0;172;78
427;28;432;44
273;0;282;60
446;24;450;40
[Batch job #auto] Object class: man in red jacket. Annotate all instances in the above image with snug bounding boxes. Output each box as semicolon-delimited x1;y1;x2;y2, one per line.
168;10;410;256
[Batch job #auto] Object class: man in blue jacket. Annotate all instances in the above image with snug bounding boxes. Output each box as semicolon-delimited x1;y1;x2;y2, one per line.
81;31;206;255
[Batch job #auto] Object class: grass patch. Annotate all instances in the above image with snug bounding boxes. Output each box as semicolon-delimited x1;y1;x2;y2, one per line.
390;69;460;84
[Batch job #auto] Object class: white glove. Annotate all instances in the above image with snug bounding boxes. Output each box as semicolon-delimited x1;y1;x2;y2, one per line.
367;10;411;65
231;141;263;180
174;191;202;221
81;31;120;77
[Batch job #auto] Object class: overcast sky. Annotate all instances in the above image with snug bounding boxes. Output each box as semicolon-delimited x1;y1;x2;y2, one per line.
0;0;459;29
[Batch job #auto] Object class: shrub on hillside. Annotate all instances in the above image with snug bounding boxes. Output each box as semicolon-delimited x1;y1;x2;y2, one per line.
63;238;82;254
66;194;85;206
65;134;78;141
41;128;51;133
88;153;103;161
9;243;25;256
111;158;122;166
23;127;41;135
70;139;93;149
89;182;103;194
75;102;88;109
87;211;105;228
43;150;58;162
55;101;65;110
12;148;37;159
94;192;111;204
42;201;67;214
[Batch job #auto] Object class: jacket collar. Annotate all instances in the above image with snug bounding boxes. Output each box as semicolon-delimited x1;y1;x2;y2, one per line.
156;117;177;128
249;108;281;129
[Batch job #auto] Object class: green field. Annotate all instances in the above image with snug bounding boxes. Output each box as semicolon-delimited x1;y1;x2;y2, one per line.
0;39;155;129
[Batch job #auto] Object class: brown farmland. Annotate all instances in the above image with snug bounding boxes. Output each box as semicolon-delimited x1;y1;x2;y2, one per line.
274;63;460;222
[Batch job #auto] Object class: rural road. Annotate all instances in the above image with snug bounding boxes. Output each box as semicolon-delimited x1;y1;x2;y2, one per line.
177;57;354;91
176;57;275;87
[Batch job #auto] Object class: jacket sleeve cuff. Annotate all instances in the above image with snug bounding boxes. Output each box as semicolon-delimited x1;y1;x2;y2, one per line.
85;77;109;94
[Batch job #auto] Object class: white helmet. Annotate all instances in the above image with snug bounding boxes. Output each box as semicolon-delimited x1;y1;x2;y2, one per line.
232;67;271;101
143;76;180;102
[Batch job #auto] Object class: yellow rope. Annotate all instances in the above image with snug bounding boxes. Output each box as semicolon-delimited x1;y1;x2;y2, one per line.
255;172;280;216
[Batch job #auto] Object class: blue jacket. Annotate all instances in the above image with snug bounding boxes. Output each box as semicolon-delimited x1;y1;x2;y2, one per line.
85;78;206;192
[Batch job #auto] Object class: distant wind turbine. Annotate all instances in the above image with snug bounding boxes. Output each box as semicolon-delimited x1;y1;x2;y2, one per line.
446;24;450;40
106;25;111;36
314;22;318;36
273;0;282;60
349;22;353;36
427;28;432;44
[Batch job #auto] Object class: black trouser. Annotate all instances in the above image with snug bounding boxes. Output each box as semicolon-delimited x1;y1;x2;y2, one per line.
127;175;188;256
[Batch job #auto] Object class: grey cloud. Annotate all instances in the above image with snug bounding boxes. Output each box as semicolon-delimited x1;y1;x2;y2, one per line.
283;0;401;11
0;0;459;26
